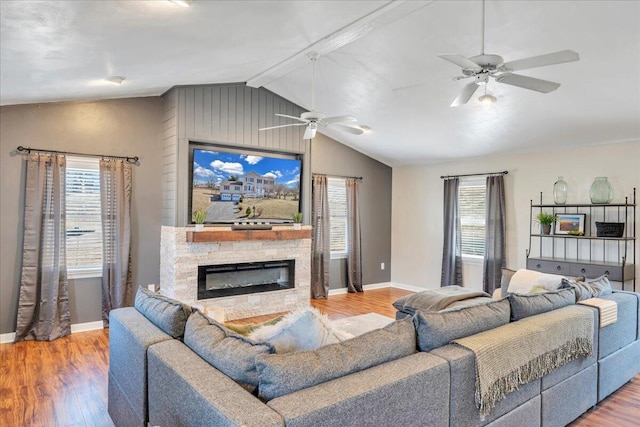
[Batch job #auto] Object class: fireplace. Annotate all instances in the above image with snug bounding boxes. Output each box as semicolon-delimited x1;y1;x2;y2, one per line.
198;260;295;299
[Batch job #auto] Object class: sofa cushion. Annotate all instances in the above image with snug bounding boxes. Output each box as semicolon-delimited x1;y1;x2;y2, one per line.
248;307;352;354
256;317;416;401
184;310;274;389
413;298;510;352
507;269;566;295
134;287;192;338
509;288;576;321
562;275;613;302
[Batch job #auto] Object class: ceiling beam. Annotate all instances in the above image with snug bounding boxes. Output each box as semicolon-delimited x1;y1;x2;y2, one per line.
245;0;434;89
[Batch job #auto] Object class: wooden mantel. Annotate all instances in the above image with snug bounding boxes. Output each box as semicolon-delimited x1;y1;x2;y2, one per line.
186;227;312;243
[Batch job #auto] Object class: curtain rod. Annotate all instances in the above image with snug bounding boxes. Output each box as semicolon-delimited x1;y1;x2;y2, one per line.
440;170;508;179
16;146;139;164
313;173;363;181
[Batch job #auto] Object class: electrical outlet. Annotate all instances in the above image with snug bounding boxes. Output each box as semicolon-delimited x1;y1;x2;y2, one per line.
380;262;385;270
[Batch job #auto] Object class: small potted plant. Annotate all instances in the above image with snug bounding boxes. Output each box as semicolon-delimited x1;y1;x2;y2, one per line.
536;212;558;235
193;210;206;231
292;212;303;230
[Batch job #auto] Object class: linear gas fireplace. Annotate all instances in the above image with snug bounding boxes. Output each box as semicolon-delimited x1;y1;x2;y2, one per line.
198;260;295;299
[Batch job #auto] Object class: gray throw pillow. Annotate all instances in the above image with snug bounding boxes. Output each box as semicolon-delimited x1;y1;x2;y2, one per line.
183;310;273;389
508;288;576;321
134;287;192;338
413;299;511;352
256;317;416;401
500;268;517;298
562;275;612;302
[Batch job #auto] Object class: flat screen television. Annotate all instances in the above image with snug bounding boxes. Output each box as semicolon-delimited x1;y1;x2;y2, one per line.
189;144;302;224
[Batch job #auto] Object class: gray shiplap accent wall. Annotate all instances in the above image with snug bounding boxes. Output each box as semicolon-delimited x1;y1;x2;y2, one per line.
162;84;310;226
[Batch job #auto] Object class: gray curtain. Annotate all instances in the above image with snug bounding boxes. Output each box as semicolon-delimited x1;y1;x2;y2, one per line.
441;177;463;287
100;159;133;326
483;175;506;294
15;153;70;342
311;175;330;299
346;178;363;293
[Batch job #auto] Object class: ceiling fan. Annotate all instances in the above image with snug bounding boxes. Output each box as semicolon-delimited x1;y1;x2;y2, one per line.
439;0;579;107
259;52;364;139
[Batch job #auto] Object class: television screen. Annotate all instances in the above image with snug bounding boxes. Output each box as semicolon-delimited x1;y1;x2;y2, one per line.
190;146;302;224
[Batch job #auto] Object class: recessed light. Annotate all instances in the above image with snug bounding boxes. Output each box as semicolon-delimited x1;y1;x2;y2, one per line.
105;76;125;85
169;0;193;7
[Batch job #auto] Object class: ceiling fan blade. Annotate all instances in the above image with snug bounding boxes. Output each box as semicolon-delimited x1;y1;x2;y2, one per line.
259;123;306;131
501;50;579;72
329;124;365;135
303;126;317;140
321;115;357;124
438;54;482;71
495;73;560;93
275;113;307;122
451;82;479;107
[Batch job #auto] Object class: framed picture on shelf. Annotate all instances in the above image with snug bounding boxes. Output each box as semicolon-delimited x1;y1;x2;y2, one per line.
555;213;586;235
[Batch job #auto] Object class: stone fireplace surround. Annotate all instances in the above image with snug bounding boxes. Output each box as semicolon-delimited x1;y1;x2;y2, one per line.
160;226;311;321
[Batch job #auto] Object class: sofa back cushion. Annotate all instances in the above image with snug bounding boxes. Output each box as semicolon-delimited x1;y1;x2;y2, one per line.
509;288;576;321
255;317;416;400
134;287;192;338
184;310;274;389
414;299;511;352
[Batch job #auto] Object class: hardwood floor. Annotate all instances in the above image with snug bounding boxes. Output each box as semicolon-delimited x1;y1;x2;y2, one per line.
0;287;638;427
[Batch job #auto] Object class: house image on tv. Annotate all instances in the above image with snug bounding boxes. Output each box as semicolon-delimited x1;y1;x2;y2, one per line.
219;172;276;201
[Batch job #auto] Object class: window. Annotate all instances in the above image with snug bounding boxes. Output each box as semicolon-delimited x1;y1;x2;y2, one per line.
224;185;230;190
459;179;486;258
327;177;348;258
66;157;102;278
257;179;262;184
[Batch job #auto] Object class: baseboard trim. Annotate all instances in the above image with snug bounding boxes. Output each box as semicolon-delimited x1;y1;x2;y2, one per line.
1;320;105;344
328;281;424;296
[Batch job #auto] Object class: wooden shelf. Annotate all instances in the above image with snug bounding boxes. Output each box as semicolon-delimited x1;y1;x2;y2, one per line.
186;228;312;243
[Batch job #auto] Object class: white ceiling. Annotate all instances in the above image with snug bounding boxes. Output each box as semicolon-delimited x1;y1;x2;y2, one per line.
1;0;639;166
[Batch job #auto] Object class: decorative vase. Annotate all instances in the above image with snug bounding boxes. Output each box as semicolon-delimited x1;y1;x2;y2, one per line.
195;223;205;232
293;223;302;230
553;176;568;205
589;177;613;204
541;224;552;235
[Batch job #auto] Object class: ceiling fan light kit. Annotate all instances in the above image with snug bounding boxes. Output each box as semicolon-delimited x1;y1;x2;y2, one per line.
439;0;579;107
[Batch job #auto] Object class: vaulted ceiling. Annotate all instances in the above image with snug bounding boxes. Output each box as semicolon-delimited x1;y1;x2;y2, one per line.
1;0;639;166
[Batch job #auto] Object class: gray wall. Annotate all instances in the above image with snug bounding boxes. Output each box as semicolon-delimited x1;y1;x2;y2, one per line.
311;133;392;288
162;85;311;226
0;97;163;334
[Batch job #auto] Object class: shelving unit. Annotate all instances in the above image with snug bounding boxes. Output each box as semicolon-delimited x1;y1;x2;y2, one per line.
526;188;636;291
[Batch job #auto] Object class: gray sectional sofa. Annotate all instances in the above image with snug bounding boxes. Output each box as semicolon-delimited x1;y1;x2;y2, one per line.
108;285;640;427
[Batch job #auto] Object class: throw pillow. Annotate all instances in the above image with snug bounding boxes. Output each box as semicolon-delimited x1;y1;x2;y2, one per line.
562;274;612;302
392;286;491;315
508;288;576;321
500;267;517;298
134;287;192;338
248;307;352;354
256;317;416;401
223;316;284;336
184;310;274;389
413;299;511;352
507;269;566;294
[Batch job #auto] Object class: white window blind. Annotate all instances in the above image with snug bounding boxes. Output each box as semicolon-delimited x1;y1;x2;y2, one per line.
66;157;103;277
459;180;486;257
327;177;348;256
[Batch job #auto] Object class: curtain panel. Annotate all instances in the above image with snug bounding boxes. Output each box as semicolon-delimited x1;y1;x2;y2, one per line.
441;177;463;287
483;175;506;294
346;178;363;293
15;153;71;342
100;159;133;326
311;175;330;299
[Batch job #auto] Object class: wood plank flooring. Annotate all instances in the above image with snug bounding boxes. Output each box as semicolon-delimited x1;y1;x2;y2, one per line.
0;287;638;427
